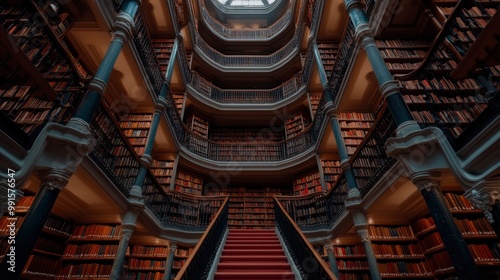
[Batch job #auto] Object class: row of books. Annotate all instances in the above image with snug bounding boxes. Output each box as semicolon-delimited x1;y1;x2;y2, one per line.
63;244;118;258
71;224;122;239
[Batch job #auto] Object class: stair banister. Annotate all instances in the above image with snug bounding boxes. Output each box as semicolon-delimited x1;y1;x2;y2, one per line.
174;196;229;280
274;197;338;280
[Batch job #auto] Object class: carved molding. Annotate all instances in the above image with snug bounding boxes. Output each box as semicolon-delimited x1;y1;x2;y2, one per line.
465;183;500;223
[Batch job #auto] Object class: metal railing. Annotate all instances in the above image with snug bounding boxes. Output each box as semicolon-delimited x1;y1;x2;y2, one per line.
174;197;229;280
274;197;337;280
190;72;302;103
276;173;348;231
89;103;225;231
329;21;355;102
194;30;299;68
200;5;293;40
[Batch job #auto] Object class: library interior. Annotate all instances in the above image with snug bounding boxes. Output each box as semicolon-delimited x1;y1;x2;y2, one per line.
0;0;499;279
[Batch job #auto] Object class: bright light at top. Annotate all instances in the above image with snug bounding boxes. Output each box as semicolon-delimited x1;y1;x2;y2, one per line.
217;0;277;7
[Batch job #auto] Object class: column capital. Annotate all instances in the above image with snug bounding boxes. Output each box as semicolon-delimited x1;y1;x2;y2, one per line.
411;172;441;193
88;77;107;96
379;80;400;99
169;243;178;252
340;159;351;171
356;228;370;243
157;96;168;111
355;23;373;46
140;154;153;167
113;11;135;41
344;0;365;14
37;168;73;191
324;244;334;252
465;182;500;223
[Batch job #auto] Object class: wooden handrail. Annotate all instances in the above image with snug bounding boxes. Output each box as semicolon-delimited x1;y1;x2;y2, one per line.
393;0;468;81
174;196;229;280
274;197;338;280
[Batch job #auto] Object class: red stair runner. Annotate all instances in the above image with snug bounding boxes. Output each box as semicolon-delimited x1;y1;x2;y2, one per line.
215;229;295;280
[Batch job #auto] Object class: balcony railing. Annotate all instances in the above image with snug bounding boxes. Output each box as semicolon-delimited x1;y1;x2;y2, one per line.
274;197;337;279
200;5;293;40
89;103;225;230
276;173;348;231
174;197;229;280
133;12;164;93
329;21;355;102
194;30;299;68
351;107;397;197
190;72;302;103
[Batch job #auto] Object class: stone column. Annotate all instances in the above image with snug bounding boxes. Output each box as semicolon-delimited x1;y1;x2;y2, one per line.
164;243;177;280
0;170;70;278
324;244;339;278
71;0;142;123
412;173;480;279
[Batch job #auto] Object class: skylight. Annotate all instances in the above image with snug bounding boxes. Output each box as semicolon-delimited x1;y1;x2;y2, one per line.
217;0;277;7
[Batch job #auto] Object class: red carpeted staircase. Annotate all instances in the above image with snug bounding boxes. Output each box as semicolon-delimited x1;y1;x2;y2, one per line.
214;229;295;280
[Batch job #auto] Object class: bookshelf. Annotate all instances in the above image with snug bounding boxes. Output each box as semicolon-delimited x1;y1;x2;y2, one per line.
186;112;209;156
120;113;153;157
209;126;284;143
174;169;203;195
151;159;175;192
171;91;185;116
207;186;288;229
413;191;500;276
285;112;309;140
321;160;341;191
293;170;322;196
337;112;375;156
317;43;340;77
376;39;430;74
171;246;194;279
151;38;175;75
307;92;321;118
57;224;122;279
0;195;73;279
126;244;168;279
368;225;433;278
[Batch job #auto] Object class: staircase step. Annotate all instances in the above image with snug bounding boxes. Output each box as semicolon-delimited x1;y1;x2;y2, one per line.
225;240;280;245
217;262;290;270
223;244;282;250
215;271;295;280
222;249;286;256
219;255;288;263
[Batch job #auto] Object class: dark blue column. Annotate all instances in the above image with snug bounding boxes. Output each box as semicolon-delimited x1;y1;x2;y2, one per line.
324;245;340;278
72;0;141;124
109;37;178;278
164;244;177;280
343;1;481;279
0;172;68;278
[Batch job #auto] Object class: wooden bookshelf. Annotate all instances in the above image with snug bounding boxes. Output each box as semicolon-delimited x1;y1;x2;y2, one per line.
307;92;321;118
337;112;375;156
317;43;340;77
57;224;122;279
293;170;322;196
413;191;500;276
376;39;430;74
120;113;153;157
186;112;209;156
171;91;185;116
210;126;284;143
0;195;73;279
285;112;309;140
171;246;194;279
151;159;175;192
126;245;168;279
174;169;203;195
207;186;288;229
368;225;433;278
321;160;341;191
151;38;175;75
0;1;88;140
